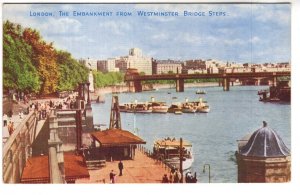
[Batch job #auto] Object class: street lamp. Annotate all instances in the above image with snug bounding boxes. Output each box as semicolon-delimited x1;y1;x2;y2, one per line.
203;164;211;183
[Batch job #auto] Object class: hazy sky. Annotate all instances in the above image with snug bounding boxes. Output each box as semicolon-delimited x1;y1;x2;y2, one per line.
3;3;291;63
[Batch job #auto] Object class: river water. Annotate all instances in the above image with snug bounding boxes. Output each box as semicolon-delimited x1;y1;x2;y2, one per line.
91;85;291;183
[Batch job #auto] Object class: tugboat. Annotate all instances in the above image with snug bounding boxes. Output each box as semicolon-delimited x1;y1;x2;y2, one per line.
153;137;194;171
258;81;291;102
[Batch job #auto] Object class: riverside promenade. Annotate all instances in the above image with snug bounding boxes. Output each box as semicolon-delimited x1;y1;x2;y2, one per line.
76;149;172;184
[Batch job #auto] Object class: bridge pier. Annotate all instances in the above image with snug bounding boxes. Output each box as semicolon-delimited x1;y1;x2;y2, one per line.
128;81;142;93
176;79;184;92
223;78;230;91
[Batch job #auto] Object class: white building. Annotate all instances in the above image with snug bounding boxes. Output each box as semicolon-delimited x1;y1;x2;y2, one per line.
107;58;120;72
127;48;152;75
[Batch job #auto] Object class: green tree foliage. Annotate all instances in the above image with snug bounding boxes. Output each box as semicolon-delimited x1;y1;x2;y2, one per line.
3;20;89;95
93;71;124;88
23;28;58;94
3;21;40;93
56;50;88;91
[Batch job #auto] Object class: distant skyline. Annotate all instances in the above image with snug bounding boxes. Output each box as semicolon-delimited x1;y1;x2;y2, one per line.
3;3;291;63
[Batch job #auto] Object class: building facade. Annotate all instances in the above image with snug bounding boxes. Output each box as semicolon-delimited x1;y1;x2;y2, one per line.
127;48;152;75
152;59;183;75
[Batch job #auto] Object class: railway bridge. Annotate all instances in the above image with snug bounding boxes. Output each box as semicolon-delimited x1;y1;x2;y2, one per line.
124;68;291;92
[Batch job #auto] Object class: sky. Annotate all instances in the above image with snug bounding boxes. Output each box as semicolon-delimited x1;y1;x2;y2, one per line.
2;3;291;64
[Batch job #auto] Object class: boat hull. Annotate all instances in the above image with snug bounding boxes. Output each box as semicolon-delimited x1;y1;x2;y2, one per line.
182;108;196;113
197;106;210;113
165;157;194;171
152;107;168;113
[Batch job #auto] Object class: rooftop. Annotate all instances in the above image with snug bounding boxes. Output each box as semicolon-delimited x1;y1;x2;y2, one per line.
21;152;90;183
239;122;290;158
91;128;146;146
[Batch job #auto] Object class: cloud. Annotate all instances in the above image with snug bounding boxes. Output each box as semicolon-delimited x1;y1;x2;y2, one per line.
249;36;261;44
151;32;169;41
40;18;82;35
181;33;202;44
223;38;244;46
98;21;131;35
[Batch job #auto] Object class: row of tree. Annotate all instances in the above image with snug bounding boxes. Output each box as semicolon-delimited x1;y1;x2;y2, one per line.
93;71;124;88
3;20;89;95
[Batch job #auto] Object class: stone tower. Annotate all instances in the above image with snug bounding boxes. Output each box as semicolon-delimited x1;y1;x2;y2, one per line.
236;121;291;183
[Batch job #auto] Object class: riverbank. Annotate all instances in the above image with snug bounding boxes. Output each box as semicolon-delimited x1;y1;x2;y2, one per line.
92;82;220;97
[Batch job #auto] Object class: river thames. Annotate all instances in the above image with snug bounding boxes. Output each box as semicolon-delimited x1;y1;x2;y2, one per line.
91;85;291;183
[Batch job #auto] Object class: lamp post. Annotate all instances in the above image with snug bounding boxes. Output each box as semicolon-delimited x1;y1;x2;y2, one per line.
203;164;211;183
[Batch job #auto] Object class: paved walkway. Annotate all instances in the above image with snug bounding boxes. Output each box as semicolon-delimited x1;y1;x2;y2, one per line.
76;150;171;184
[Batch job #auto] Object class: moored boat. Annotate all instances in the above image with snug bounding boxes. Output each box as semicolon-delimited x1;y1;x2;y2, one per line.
197;105;210;113
168;102;182;113
196;90;206;94
193;98;211;113
150;97;168;113
181;98;196;113
153;137;194;171
134;102;152;113
151;102;169;113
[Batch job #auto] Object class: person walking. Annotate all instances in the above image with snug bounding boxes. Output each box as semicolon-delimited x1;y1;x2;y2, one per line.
162;174;169;183
109;170;116;184
118;161;124;176
3;114;8;127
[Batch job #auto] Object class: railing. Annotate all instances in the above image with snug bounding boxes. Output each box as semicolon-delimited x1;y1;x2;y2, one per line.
2;111;38;183
137;145;172;171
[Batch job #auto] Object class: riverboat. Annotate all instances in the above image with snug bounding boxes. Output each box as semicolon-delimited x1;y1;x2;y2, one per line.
196;90;206;94
191;98;211;113
120;102;152;113
150;97;168;113
181;103;196;113
134;102;152;113
153;138;194;171
151;102;169;113
181;98;196;113
168;102;182;113
119;104;128;112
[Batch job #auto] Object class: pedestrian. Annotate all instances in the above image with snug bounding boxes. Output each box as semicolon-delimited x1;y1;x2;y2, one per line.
8;121;14;136
173;169;181;183
109;170;116;184
162;174;169;183
118;160;124;176
3;114;8;127
169;167;176;183
185;171;192;183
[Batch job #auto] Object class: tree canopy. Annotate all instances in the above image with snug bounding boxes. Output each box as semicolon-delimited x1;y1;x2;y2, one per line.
3;20;89;95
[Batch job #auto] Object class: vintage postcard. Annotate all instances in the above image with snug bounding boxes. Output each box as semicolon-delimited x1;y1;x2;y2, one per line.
2;1;291;187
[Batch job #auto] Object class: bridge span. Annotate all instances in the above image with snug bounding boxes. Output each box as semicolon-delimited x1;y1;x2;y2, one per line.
124;69;291;92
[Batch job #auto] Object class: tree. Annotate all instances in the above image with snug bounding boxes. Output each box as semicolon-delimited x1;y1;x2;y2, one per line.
56;50;88;91
3;21;40;93
23;28;58;94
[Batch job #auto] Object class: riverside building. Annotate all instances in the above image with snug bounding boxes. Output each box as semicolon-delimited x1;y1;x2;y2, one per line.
152;59;183;75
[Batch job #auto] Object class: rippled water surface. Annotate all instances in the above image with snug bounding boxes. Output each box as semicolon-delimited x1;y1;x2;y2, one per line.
91;85;291;183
